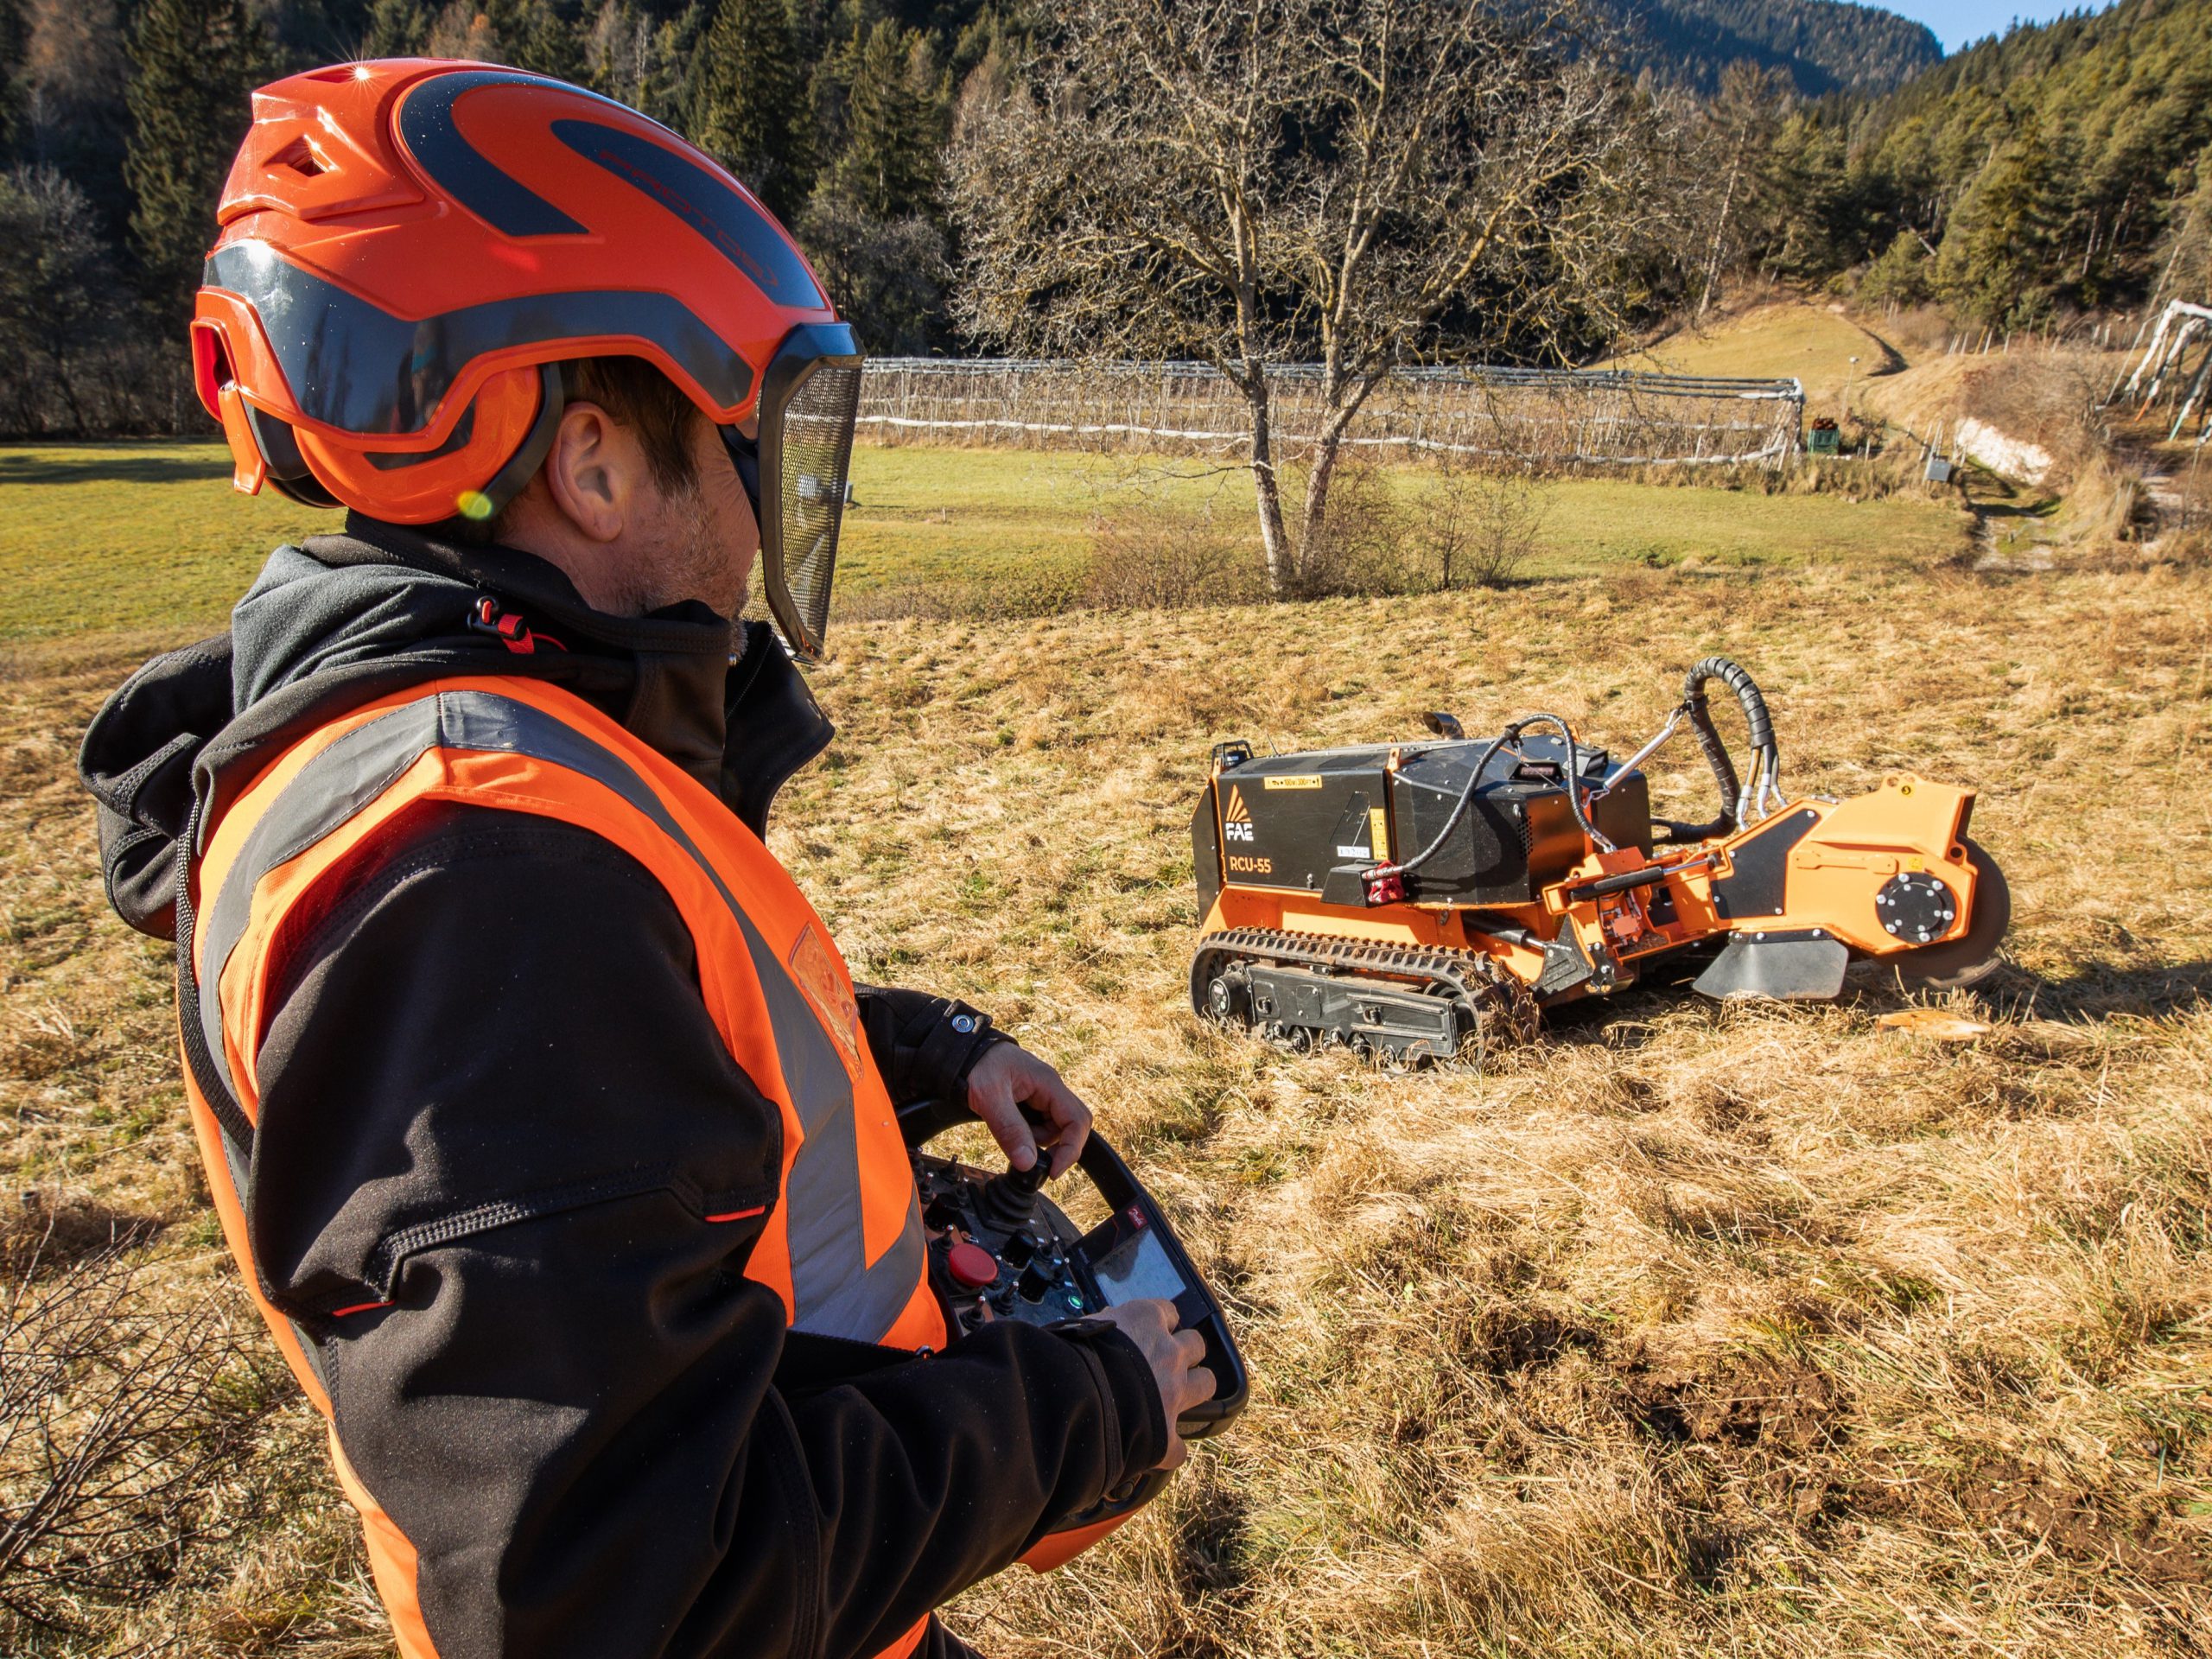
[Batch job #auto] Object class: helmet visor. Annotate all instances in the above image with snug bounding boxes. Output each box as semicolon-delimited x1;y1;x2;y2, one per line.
752;323;861;662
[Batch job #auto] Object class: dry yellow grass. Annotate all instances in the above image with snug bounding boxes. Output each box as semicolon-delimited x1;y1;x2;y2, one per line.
1608;299;1901;412
4;548;2210;1654
1854;350;2135;469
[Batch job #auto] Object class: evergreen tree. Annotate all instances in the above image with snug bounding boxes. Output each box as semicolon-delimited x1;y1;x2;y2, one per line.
22;0;137;237
361;0;431;55
784;0;824;67
949;1;1033;88
504;0;589;82
1;0;27;163
1857;228;1935;308
0;164;124;434
1840;0;2212;320
695;0;810;219
124;0;266;325
425;0;500;59
1759;113;1858;281
2153;149;2212;305
583;1;700;122
1934;121;2068;326
797;22;952;351
794;189;947;353
1604;0;1942;99
824;21;944;221
1689;64;1786;319
263;1;378;61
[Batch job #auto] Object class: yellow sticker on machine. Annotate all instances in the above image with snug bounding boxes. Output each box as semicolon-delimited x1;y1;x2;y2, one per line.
1369;807;1389;854
1263;775;1325;790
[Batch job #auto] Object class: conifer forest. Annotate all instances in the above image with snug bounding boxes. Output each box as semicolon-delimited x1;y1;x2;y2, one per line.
0;0;2209;438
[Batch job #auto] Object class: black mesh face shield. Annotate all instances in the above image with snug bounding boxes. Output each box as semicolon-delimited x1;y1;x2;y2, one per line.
723;322;862;663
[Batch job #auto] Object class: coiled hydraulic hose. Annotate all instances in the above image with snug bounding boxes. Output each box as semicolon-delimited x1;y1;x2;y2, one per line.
1376;712;1609;880
1659;655;1782;843
1381;658;1783;879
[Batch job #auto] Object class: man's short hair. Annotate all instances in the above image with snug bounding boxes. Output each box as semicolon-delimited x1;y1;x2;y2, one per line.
445;355;706;543
563;355;706;497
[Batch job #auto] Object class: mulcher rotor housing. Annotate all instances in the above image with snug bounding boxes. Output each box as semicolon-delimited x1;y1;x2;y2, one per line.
1189;658;2009;1063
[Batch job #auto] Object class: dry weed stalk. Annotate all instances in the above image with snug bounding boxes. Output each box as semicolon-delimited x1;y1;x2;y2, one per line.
3;552;2210;1654
0;1229;275;1640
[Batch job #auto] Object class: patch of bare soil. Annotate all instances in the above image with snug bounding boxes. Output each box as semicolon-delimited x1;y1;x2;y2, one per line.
1848;1450;2209;1590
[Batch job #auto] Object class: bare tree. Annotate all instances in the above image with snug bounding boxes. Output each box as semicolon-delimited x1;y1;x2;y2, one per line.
949;0;1675;597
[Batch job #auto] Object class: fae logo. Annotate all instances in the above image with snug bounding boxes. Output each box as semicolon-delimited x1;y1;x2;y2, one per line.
1223;785;1255;843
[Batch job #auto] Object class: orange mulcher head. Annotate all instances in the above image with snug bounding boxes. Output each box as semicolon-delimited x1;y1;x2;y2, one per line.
193;59;863;658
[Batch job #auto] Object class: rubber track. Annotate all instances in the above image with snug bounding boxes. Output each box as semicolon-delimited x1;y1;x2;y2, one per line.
1190;926;1541;1053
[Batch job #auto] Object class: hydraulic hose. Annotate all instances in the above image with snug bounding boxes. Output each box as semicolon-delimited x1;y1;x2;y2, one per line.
1376;728;1518;879
1660;656;1781;843
1388;661;1782;875
1380;713;1606;878
1510;713;1612;852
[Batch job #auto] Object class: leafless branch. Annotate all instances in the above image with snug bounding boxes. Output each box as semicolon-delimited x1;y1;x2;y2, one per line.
949;0;1682;594
0;1227;284;1639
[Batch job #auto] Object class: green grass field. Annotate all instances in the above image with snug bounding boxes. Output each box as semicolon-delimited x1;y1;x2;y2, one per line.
0;441;1970;643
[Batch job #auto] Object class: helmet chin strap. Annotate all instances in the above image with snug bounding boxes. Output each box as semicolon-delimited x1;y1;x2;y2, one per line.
720;425;761;518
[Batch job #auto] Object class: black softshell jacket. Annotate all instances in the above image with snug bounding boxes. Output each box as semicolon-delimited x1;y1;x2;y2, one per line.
78;520;1166;1659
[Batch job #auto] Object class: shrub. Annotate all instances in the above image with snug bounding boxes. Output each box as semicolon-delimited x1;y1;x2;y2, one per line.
0;1230;282;1639
1287;457;1417;598
1086;490;1264;610
1428;461;1548;588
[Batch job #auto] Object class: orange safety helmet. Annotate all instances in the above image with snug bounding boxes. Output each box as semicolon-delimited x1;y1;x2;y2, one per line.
194;59;862;658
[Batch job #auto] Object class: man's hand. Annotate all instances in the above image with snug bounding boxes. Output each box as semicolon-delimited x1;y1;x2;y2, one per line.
964;1043;1091;1178
1092;1300;1215;1471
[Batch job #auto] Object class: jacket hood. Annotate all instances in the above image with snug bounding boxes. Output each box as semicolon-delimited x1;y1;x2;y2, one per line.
80;518;833;940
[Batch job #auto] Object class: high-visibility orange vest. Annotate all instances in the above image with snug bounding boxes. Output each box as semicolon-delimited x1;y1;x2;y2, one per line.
175;675;944;1659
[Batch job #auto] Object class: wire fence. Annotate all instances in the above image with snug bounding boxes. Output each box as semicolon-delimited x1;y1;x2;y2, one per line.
857;359;1807;468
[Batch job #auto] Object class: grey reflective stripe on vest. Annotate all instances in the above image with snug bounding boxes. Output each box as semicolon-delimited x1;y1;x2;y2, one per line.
196;688;925;1343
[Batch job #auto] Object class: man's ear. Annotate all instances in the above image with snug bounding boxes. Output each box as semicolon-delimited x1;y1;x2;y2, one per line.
539;400;642;544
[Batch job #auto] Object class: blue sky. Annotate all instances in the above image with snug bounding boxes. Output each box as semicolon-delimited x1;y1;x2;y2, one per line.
1878;2;2120;54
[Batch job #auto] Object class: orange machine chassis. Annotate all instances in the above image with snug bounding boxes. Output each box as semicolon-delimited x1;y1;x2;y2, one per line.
1187;658;2008;1063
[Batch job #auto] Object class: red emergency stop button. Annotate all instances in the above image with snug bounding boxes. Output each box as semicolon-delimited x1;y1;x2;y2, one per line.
947;1241;1000;1290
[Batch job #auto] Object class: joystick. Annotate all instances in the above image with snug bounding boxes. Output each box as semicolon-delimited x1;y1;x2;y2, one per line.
980;1154;1049;1228
1015;1252;1059;1304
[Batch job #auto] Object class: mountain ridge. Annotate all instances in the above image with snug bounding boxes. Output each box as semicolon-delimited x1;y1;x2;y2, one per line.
1606;0;1946;98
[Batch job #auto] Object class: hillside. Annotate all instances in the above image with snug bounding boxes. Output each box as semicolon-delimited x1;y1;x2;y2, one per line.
1611;0;1943;97
1607;296;1901;406
1825;0;2212;324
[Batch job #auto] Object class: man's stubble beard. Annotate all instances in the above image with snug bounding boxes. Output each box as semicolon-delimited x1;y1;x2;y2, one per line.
633;477;750;622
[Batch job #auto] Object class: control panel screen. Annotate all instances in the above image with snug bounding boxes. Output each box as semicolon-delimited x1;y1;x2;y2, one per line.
1088;1223;1185;1306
